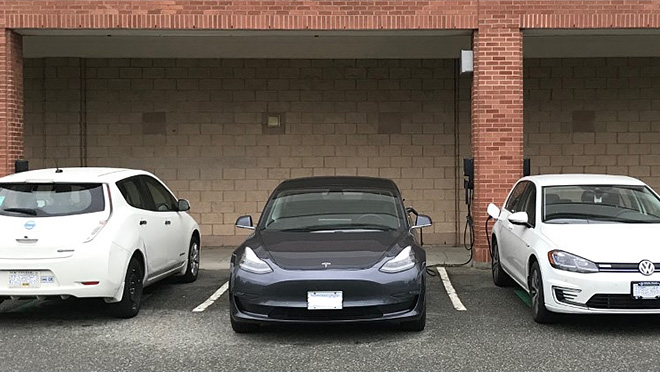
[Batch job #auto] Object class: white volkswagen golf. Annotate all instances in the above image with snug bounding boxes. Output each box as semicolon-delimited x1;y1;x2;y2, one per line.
488;174;660;323
0;167;200;318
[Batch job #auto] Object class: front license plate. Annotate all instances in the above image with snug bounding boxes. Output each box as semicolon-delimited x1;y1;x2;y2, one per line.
307;291;343;310
632;281;660;299
8;271;40;288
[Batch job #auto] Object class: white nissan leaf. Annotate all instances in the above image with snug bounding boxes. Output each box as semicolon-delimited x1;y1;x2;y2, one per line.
488;174;660;323
0;167;200;318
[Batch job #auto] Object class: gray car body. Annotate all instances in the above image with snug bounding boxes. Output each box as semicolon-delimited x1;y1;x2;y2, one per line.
229;176;427;327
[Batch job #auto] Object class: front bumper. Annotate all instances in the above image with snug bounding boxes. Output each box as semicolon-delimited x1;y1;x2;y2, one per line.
230;265;425;324
544;269;660;314
0;243;129;299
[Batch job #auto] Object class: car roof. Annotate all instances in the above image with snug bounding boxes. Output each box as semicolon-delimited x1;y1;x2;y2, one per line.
0;167;148;183
521;174;647;187
276;176;400;193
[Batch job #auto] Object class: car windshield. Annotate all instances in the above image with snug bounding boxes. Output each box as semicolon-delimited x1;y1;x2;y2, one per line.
543;184;660;224
261;188;403;232
0;183;106;217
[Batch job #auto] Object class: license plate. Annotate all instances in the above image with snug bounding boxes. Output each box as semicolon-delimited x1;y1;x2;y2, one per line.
8;271;40;288
632;281;660;299
307;291;343;310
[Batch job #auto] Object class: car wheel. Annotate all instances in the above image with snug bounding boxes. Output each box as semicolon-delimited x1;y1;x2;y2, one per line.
230;315;260;333
178;236;200;283
400;307;426;332
529;261;556;324
108;257;144;319
491;239;514;287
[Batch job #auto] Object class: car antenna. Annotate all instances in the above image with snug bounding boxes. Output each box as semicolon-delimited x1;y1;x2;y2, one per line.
54;159;63;173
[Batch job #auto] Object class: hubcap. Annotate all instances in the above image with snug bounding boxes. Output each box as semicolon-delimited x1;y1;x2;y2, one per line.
190;242;200;276
530;269;540;311
492;244;499;274
127;268;142;309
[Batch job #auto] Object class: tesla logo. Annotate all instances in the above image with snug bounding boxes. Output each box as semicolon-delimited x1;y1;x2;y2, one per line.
639;260;656;276
24;221;36;230
321;262;331;269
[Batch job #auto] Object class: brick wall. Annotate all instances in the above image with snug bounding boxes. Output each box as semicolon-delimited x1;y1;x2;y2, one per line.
0;30;23;176
24;57;472;246
525;57;660;193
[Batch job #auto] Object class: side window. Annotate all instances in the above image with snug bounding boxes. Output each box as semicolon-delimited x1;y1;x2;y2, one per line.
142;176;177;212
116;177;147;210
505;182;528;213
520;184;537;228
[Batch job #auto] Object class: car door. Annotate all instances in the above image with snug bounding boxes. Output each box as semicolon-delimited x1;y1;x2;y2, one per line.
506;183;538;283
498;181;533;281
116;176;169;277
139;175;187;271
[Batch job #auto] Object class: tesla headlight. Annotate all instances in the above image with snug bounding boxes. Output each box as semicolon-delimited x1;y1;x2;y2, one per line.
239;247;273;274
380;246;416;273
548;250;598;273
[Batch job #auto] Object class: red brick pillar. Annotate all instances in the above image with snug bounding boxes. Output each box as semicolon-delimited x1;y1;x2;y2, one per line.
0;29;23;177
471;25;524;264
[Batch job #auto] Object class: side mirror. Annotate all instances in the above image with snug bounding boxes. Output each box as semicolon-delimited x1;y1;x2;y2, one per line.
487;203;501;219
411;214;432;230
508;211;530;226
177;199;191;212
235;215;255;230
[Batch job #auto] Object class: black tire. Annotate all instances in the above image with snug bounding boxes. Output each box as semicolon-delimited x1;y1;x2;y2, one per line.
529;261;556;324
178;236;200;283
492;239;514;287
230;316;260;333
400;307;426;332
108;257;144;319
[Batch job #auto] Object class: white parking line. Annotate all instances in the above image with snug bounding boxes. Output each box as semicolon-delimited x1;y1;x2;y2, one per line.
192;281;229;313
437;267;467;311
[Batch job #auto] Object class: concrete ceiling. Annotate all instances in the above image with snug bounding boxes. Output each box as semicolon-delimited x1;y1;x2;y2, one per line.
18;29;660;59
20;30;472;59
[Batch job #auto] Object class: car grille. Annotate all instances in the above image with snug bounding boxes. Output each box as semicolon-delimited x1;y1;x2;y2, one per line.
596;262;660;273
586;294;660;309
236;297;417;321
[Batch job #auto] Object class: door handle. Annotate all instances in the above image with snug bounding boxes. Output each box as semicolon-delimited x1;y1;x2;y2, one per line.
165;220;171;226
139;220;147;226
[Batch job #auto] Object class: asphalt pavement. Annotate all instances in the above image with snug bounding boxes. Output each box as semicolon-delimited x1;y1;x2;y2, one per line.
2;246;660;371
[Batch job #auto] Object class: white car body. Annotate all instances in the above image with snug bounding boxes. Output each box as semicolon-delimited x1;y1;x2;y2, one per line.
488;174;660;320
0;167;200;315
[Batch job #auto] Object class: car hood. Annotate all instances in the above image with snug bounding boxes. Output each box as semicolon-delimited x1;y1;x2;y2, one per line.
250;230;408;270
540;223;660;262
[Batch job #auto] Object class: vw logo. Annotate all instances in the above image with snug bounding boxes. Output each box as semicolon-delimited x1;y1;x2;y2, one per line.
639;260;656;276
321;262;331;269
24;221;36;230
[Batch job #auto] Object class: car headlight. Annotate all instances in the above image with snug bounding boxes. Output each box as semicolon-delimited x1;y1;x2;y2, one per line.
548;250;598;273
380;246;416;273
239;247;273;274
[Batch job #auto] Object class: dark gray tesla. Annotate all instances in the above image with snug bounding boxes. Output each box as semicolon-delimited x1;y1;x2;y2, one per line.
229;176;432;333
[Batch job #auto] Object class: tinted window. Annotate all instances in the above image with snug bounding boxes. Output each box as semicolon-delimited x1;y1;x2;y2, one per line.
142;176;177;212
505;181;529;213
0;183;105;217
261;188;404;231
543;185;660;223
519;184;537;227
116;177;147;210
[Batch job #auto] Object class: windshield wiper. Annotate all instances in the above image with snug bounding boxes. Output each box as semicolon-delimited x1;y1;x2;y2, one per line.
2;208;37;216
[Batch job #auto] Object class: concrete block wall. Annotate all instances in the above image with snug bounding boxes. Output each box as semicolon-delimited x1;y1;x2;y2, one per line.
524;57;660;192
23;57;472;246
